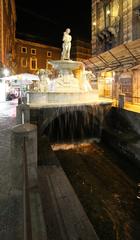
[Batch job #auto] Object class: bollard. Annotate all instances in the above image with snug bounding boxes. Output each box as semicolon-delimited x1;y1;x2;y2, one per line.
11;123;37;190
22;96;27;104
118;93;125;108
16;103;30;124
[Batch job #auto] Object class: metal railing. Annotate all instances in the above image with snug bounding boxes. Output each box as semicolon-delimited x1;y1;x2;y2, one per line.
124;95;140;104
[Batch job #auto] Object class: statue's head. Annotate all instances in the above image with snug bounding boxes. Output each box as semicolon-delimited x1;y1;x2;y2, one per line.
66;28;71;33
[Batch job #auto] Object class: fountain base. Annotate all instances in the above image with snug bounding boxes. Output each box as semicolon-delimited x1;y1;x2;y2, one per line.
27;90;99;106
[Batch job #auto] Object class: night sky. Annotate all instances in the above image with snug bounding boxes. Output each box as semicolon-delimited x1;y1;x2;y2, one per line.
15;0;91;47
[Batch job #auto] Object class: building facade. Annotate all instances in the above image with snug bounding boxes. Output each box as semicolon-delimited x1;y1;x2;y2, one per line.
15;38;61;74
71;40;92;61
0;0;16;74
92;0;140;54
0;0;16;101
90;0;140;104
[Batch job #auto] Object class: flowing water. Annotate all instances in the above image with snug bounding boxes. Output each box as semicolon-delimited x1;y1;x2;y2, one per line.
52;141;140;240
43;104;140;240
43;104;110;143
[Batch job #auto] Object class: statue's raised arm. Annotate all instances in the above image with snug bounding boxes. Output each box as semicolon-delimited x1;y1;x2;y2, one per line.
61;28;72;60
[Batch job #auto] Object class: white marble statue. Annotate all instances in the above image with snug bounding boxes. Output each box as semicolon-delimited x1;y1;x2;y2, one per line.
38;69;51;92
61;28;72;60
82;70;93;92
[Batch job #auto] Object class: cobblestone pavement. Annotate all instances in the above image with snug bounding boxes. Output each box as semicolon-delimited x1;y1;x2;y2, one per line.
0;100;17;193
0;100;23;240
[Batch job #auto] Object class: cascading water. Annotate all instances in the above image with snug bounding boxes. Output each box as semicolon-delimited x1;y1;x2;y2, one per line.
43;104;111;144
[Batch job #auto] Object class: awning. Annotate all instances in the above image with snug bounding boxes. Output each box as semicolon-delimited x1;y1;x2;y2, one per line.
82;39;140;73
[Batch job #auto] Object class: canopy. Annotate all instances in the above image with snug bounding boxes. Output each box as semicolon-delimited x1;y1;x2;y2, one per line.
1;73;40;85
82;39;140;73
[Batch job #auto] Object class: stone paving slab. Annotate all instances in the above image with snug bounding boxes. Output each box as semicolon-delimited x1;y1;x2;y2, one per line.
0;101;47;240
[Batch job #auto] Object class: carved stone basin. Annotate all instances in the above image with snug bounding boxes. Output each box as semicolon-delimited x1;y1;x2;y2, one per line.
48;60;84;71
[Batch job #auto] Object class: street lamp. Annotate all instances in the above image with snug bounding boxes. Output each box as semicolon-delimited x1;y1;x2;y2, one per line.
3;68;10;77
0;63;10;78
0;64;10;102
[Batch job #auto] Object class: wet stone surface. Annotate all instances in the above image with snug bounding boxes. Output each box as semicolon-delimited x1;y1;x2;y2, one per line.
0;100;24;239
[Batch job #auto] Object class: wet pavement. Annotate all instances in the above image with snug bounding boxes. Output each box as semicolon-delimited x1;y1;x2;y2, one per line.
0;100;17;194
0;100;23;239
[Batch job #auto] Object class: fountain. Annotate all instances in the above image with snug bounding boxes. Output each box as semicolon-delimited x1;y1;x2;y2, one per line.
27;28;99;106
28;29;112;141
28;58;98;106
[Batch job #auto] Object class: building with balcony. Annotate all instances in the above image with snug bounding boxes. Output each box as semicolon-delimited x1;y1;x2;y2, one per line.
83;0;140;104
91;0;140;54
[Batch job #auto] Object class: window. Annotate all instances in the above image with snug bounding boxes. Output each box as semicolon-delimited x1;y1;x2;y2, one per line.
21;57;27;68
21;47;27;54
47;51;52;58
30;57;37;70
31;48;36;55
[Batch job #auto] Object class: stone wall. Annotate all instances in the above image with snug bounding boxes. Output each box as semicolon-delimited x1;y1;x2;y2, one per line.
123;0;133;42
29;103;112;139
102;107;140;168
91;0;97;54
132;0;140;40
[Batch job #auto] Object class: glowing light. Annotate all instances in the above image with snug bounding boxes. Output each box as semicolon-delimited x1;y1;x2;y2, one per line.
3;68;10;77
107;10;110;15
0;80;6;102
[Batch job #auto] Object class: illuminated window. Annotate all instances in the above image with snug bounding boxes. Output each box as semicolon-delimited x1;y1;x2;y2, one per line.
21;57;27;68
31;48;36;55
47;51;52;58
21;47;27;54
30;57;37;70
